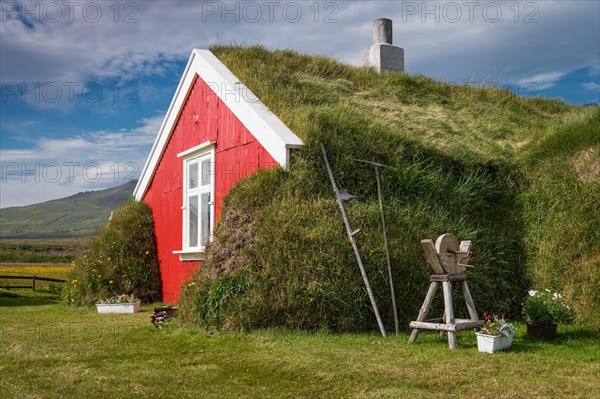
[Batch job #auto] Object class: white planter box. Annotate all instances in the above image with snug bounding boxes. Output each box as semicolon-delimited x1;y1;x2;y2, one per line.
476;332;513;353
96;301;141;314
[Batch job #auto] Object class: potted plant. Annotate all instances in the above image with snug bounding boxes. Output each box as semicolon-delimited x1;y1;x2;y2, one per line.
476;312;516;353
522;289;572;339
96;292;141;314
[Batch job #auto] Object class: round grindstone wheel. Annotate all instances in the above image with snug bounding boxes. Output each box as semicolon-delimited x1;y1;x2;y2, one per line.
435;233;460;274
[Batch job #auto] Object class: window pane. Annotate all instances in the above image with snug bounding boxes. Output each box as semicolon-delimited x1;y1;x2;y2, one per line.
189;195;198;247
201;193;211;246
201;159;212;186
189;162;198;189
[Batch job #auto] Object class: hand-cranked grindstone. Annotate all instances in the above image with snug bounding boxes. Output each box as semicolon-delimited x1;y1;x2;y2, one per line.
435;233;460;274
410;233;482;349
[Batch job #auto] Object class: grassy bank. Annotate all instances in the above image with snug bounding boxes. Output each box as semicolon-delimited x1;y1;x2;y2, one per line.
0;301;599;399
518;109;600;329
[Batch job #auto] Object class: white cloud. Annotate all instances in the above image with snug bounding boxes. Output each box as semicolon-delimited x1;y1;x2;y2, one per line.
581;82;600;91
1;0;598;87
0;115;162;208
517;71;567;91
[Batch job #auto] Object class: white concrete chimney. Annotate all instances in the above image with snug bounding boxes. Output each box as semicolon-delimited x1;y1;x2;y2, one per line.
367;18;404;73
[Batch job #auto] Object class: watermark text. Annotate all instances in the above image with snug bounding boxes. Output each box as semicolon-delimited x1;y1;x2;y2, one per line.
400;1;539;24
1;162;140;184
1;81;139;104
1;1;140;24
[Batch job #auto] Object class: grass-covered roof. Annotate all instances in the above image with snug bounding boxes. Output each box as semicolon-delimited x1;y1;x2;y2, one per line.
179;45;600;332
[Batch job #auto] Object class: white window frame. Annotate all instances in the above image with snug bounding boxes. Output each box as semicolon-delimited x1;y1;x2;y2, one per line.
173;141;216;261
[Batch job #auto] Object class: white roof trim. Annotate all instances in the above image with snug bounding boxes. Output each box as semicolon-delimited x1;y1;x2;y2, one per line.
134;49;303;201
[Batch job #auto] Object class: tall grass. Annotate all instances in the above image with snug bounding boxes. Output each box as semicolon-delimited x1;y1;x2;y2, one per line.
178;46;597;332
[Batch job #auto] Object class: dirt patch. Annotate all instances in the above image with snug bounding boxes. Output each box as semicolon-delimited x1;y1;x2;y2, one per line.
572;148;600;182
203;207;259;279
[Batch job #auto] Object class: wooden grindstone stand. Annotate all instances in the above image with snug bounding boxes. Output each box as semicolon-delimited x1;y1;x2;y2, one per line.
409;233;483;349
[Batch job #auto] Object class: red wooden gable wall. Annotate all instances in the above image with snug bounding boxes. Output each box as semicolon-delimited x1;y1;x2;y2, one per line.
143;75;278;303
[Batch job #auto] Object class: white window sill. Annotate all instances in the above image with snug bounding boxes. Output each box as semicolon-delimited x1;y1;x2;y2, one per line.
173;250;206;261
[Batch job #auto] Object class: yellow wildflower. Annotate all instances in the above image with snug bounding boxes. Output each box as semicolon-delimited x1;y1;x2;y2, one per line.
109;280;113;284
145;251;149;255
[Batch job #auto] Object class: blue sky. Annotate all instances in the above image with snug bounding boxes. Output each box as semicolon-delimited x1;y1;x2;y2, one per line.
1;0;599;207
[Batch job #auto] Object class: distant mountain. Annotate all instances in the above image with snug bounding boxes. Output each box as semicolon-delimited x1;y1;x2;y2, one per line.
0;181;137;238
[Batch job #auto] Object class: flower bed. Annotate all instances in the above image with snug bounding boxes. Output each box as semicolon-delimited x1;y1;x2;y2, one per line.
477;312;516;353
96;293;140;314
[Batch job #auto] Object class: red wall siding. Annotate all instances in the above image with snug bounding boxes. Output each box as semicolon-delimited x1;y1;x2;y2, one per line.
144;75;278;303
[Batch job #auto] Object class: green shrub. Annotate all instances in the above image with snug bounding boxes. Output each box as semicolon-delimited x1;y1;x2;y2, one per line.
194;275;247;327
522;289;574;326
62;199;161;306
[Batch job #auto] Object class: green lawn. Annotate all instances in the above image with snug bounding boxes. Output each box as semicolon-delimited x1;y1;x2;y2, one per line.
1;298;598;399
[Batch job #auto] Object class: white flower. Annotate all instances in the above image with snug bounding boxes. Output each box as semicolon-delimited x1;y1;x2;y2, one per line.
528;290;538;296
553;292;563;299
